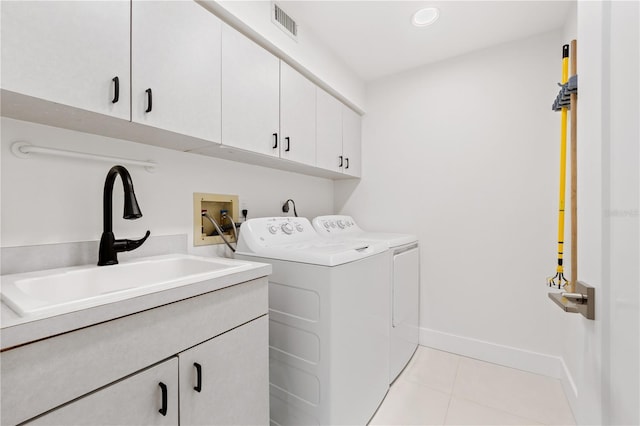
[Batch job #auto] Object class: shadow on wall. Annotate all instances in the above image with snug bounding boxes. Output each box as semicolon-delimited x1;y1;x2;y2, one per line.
334;179;360;212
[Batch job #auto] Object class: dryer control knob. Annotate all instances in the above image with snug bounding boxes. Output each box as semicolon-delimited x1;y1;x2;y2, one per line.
281;223;294;234
268;225;278;234
323;221;330;229
295;223;304;232
337;220;345;229
330;221;336;228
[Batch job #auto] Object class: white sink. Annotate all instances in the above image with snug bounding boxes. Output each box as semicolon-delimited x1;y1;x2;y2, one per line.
1;254;254;317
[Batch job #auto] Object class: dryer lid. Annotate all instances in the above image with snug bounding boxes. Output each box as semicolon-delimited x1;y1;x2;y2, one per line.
312;215;418;248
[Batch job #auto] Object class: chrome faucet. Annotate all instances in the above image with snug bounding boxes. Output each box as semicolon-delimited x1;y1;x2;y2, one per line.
98;165;150;266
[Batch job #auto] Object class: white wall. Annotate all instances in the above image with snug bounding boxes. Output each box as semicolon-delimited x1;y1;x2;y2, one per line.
335;30;568;373
0;118;334;257
202;0;366;112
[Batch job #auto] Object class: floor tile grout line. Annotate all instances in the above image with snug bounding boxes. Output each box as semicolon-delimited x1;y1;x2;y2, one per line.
442;354;462;425
446;357;575;425
450;395;547;425
381;348;575;426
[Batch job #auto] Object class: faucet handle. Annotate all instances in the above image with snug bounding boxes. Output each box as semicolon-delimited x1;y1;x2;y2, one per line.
114;230;151;253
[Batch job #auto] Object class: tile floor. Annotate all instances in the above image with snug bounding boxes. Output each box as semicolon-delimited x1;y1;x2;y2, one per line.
369;346;576;425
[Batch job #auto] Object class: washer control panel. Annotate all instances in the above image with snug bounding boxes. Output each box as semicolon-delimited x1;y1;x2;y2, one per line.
238;217;317;247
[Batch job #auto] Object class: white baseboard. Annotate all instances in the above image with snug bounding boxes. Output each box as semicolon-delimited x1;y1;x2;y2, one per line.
558;356;579;410
420;327;568;379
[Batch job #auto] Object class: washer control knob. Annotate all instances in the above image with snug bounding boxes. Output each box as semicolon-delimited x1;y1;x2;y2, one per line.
268;225;278;234
295;223;304;232
281;223;294;234
337;220;346;229
323;221;330;229
330;221;336;228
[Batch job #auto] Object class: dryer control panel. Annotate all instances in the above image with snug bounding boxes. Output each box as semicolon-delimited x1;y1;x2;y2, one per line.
312;215;362;236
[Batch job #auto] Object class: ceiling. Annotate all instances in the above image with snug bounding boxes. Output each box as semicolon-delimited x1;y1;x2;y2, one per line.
280;1;574;82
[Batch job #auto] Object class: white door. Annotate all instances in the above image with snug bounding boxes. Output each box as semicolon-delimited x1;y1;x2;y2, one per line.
27;358;179;425
179;317;269;425
602;2;639;423
316;89;343;172
1;1;130;120
342;106;362;177
221;24;280;156
280;62;317;166
132;1;222;142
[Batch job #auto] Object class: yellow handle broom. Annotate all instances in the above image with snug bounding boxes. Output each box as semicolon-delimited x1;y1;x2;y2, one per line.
548;44;570;289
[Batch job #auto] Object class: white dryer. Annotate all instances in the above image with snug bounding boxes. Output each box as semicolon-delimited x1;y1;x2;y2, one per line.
312;215;420;384
235;217;390;426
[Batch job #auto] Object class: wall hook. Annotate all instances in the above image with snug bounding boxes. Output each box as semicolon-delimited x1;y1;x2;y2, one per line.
548;281;595;320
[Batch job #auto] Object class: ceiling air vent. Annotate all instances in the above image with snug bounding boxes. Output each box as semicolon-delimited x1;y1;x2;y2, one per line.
272;3;298;41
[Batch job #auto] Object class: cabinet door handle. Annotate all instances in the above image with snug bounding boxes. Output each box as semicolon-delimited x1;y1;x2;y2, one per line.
285;137;290;152
112;76;119;104
272;133;278;149
193;362;202;393
345;158;350;169
145;88;153;113
338;155;343;167
158;382;168;416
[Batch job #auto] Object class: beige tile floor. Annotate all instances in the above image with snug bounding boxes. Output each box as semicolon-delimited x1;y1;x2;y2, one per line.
369;346;576;425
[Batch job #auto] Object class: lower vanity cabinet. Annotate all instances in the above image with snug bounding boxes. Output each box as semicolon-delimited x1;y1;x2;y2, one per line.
25;317;269;426
2;278;269;426
179;317;269;425
28;358;180;426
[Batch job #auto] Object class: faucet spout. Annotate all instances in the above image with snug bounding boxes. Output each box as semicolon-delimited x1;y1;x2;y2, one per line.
98;165;150;266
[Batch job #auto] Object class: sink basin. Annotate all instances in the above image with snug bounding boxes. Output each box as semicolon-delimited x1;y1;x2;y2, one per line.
1;254;254;317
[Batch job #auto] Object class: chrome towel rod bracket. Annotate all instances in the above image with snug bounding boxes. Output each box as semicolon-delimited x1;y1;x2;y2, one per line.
10;141;157;173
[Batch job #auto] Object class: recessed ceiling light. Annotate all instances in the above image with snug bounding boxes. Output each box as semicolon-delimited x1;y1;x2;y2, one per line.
412;7;439;27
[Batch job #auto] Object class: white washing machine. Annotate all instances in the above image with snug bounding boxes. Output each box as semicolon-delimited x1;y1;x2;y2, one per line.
235;217;390;426
312;215;420;384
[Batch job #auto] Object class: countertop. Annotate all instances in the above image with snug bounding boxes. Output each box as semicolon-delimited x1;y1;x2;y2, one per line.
0;254;271;350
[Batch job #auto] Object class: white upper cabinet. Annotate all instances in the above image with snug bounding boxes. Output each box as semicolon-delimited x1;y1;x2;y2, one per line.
316;89;362;177
1;1;130;120
342;106;362;177
221;24;280;156
1;2;361;179
316;88;344;172
132;1;222;142
280;62;317;166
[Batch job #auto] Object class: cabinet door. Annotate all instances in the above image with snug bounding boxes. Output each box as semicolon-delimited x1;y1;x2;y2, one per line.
27;358;179;426
316;89;344;172
221;24;280;156
280;62;316;166
179;316;269;426
1;1;130;120
132;1;222;142
342;106;362;177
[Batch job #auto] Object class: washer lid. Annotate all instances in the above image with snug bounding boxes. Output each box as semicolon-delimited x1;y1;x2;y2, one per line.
236;239;387;266
235;217;387;266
